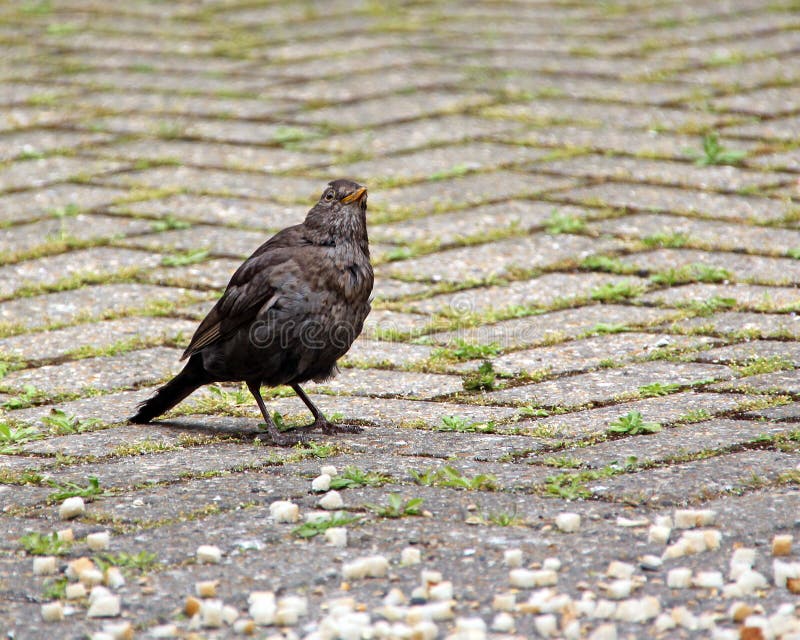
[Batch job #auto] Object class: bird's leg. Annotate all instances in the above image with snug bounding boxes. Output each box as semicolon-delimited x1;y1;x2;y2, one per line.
247;381;306;446
291;383;363;434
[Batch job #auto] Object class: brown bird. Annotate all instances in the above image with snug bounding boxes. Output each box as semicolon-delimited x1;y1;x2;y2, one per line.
130;179;373;445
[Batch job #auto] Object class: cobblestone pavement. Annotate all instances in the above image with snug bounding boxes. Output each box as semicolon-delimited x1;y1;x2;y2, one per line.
1;1;800;639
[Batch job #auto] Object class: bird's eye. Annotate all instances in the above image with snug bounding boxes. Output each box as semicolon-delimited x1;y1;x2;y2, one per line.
324;190;335;201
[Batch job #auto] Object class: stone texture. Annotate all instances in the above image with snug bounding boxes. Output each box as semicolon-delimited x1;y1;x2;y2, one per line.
0;247;164;298
0;184;129;226
551;419;796;469
592;212;800;256
1;346;183;396
0;283;194;332
618;248;800;286
560;183;792;223
490;333;720;377
428;304;681;348
385;235;622;283
484;361;733;408
3;3;800;639
409;273;650;315
0;156;125;193
677;311;800;339
0;317;195;363
0;214;153;260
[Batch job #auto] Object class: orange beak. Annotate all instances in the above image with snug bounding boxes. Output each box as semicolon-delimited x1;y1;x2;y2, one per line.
340;187;367;204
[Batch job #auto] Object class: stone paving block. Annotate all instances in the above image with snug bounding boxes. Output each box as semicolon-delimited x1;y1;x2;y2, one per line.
0;156;125;193
342;425;552;462
0;317;195;363
9;388;167;428
560;183;791;223
408;273;650;315
100;165;322;202
362;308;438;337
60;48;253;74
371;200;592;246
714;85;800;116
692;339;800;366
592;212;800;256
484;361;733;408
118;225;267;258
428;304;680;349
146;257;240;290
340;338;433;368
0;454;56;474
112;192;305;230
384;234;622;283
633;10;798;47
0;183;129;226
524;391;750;440
18;423;211;458
0;106;74;132
751;148;800;172
0;283;193;333
660;29;800;65
711;369;800;395
45;30;213;54
0;81;79;107
0;129;110;162
677;311;800;339
306;368;463;400
293;91;493;127
0;247;164;298
252;31;405;63
540;153;793;192
87;113;321;146
91;138;331;172
743;401;800;422
371;277;431;301
724;113;800;141
370;170;574;217
591;450;797;505
550;418;795;469
676;51;800;88
310;114;524;155
39;442;277;490
75;470;311;526
488;72;702;106
74;89;298;120
267;45;441;80
338;142;552;184
618;248;800;285
1;347;182;396
63;68;268;95
641;282;800;311
281;65;466;103
0;214;153;260
512;124;755;160
490;332;719;377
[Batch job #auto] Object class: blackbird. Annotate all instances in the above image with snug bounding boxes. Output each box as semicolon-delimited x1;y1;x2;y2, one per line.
130;179;373;445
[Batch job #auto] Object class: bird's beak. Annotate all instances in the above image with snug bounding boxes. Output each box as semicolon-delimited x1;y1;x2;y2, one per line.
341;187;367;204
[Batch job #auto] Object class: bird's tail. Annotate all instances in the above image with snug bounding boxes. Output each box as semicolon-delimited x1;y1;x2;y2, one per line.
130;354;209;424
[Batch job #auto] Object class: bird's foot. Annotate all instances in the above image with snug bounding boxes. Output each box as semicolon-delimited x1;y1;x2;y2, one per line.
257;422;309;447
313;417;363;435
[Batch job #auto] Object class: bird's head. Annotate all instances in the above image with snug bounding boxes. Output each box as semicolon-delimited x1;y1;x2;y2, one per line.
318;179;367;213
305;179;369;247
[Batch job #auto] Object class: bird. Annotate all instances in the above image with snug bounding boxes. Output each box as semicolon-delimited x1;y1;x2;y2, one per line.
130;179;374;445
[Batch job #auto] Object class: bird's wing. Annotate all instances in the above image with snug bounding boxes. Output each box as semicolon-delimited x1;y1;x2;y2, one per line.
181;226;308;360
